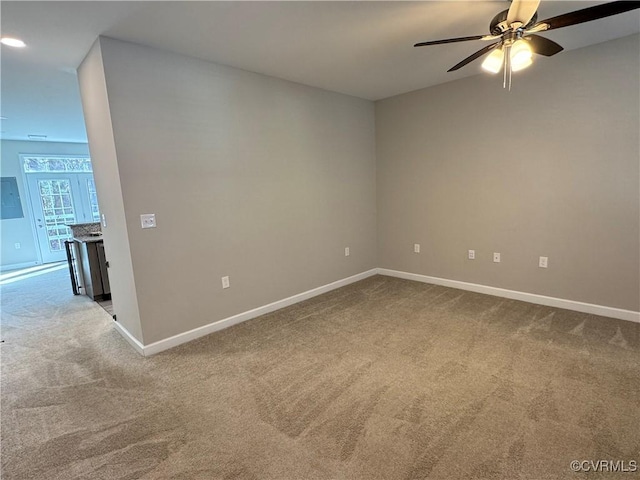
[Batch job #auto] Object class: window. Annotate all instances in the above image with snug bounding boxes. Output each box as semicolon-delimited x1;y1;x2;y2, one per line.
22;155;93;173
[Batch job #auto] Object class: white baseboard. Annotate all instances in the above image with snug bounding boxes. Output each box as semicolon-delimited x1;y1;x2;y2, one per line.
111;320;145;356
113;266;639;356
378;268;640;324
139;268;379;356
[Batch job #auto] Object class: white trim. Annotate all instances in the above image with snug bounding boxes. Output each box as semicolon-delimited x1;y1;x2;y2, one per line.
378;268;640;324
114;267;639;356
111;320;145;356
138;269;378;356
18;162;44;265
18;158;44;265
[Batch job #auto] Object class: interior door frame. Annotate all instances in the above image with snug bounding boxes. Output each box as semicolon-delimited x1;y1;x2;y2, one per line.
18;154;96;265
25;173;86;264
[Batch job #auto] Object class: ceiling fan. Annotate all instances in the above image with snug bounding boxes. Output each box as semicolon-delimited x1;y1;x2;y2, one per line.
414;0;640;88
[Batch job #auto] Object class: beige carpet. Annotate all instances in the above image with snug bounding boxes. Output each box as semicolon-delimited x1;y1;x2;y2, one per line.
1;268;639;479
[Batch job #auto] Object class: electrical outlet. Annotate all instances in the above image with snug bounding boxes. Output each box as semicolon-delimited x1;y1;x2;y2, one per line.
468;249;475;259
345;247;350;257
140;214;156;229
493;252;501;263
14;243;21;250
221;276;230;289
414;244;420;253
539;256;548;268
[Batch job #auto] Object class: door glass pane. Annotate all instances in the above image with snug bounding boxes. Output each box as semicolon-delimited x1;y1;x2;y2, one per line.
37;179;76;252
86;178;101;222
22;156;93;173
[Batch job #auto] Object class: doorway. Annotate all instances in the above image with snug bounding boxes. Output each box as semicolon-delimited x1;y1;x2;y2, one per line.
21;155;100;264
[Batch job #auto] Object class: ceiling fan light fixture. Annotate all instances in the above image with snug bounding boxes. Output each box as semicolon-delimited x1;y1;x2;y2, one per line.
510;39;533;71
511;56;533;72
414;0;640;84
1;37;26;48
481;47;504;74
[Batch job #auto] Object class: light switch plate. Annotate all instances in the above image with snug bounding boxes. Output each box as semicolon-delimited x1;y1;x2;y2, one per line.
140;214;156;229
101;213;107;228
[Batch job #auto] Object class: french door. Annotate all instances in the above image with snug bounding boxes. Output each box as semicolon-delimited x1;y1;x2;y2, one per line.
26;173;100;264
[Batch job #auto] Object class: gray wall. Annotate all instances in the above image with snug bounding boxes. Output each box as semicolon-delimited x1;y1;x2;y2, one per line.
1;140;89;268
83;37;377;344
78;41;144;342
376;34;640;311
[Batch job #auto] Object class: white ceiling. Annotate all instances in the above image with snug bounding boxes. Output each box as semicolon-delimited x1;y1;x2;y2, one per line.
1;1;638;143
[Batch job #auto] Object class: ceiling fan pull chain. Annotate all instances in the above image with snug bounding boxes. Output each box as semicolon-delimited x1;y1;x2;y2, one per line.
505;44;513;91
503;49;508;89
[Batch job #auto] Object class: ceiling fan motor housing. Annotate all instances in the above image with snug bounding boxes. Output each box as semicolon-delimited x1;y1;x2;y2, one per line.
490;9;538;35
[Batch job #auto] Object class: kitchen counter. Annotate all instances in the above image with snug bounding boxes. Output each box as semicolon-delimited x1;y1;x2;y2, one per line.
73;234;104;243
66;222;102;240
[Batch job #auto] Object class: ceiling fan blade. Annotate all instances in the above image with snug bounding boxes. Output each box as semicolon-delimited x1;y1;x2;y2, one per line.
537;0;640;31
414;35;484;47
525;23;550;34
447;42;500;72
507;0;541;26
526;34;563;56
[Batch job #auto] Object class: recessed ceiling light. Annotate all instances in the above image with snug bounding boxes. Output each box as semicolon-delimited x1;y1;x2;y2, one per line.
0;116;6;120
28;134;47;140
1;37;26;48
